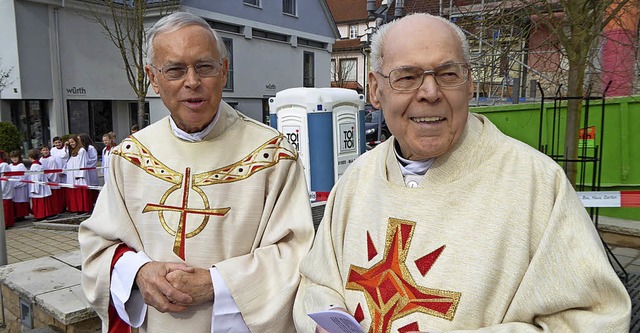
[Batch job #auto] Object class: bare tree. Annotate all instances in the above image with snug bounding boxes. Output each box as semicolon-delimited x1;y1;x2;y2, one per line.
0;59;13;94
449;0;637;186
332;56;359;88
83;0;178;130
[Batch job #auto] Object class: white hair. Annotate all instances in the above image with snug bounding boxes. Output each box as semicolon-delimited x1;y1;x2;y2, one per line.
370;13;470;72
145;11;227;65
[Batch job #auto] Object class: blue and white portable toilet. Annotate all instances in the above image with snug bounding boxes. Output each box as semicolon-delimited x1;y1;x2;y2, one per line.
269;88;365;198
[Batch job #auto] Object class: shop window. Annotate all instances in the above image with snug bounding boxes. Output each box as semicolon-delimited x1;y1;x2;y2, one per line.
10;100;50;153
68;100;113;152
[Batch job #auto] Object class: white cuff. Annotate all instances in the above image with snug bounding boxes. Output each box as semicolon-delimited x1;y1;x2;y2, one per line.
110;251;152;327
210;267;250;333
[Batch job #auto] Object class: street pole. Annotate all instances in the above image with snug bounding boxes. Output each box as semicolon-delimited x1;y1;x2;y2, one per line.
0;179;8;266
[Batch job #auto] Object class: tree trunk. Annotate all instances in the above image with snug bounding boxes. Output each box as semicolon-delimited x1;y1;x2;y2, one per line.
137;97;146;129
564;62;585;187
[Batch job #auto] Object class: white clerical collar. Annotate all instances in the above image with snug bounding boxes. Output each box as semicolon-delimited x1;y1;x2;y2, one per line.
394;143;435;176
169;106;221;142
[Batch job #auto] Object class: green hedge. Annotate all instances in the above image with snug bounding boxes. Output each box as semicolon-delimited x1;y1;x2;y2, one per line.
0;122;20;153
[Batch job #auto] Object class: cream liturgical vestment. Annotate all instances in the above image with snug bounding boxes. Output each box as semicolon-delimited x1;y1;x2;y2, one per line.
80;102;314;332
293;114;631;332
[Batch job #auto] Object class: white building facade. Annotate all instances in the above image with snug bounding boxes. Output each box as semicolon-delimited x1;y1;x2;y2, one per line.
0;0;338;153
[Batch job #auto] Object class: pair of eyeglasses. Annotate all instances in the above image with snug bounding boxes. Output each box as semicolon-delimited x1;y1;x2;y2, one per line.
376;63;470;91
151;61;222;81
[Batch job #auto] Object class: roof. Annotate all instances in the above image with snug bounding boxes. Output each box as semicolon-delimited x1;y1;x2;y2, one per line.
331;81;364;92
334;39;364;51
405;0;441;15
327;0;443;26
326;0;382;23
319;0;341;39
387;0;441;16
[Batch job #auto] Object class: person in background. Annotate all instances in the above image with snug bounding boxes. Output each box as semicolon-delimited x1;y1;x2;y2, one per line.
0;150;15;228
101;131;117;185
79;12;314;333
27;148;56;221
50;136;69;162
130;124;139;134
79;133;100;205
8;150;29;222
40;145;64;215
294;13;630;332
65;135;92;214
50;136;69;212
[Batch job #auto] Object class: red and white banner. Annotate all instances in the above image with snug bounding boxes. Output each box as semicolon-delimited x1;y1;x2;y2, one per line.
1;166;105;191
1;166;105;177
4;166;639;207
0;177;103;191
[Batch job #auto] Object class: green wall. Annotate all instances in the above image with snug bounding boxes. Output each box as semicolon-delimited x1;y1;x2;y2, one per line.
472;96;640;220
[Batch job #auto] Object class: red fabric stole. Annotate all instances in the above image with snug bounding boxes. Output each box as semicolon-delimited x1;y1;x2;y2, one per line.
109;244;135;333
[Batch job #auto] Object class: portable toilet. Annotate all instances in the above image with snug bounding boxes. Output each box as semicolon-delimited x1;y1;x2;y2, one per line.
269;87;365;199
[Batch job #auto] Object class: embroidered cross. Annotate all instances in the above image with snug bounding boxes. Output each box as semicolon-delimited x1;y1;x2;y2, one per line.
143;167;230;259
114;134;298;260
346;218;461;333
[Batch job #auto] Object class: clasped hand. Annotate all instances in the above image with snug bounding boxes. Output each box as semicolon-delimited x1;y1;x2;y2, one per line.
135;261;214;313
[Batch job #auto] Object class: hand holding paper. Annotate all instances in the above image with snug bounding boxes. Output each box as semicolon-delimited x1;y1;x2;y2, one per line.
308;309;364;333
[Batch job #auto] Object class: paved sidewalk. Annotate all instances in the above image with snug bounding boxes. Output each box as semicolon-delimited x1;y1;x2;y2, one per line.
3;218;80;265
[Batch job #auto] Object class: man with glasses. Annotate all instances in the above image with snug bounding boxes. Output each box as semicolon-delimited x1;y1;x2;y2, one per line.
80;12;314;333
294;13;630;332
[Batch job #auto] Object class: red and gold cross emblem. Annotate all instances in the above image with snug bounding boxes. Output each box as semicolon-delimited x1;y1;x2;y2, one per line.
142;167;229;259
346;218;461;333
114;135;297;259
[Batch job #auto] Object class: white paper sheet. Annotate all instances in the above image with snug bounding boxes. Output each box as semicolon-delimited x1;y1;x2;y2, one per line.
308;309;365;333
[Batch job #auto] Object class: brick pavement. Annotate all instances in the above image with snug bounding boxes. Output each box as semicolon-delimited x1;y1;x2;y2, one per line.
3;218;80;265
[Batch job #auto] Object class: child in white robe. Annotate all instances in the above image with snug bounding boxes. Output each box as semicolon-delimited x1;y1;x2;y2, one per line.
9;150;29;221
0;150;15;227
40;145;64;214
79;133;100;204
66;135;92;213
50;136;69;210
101;132;117;186
27;149;55;221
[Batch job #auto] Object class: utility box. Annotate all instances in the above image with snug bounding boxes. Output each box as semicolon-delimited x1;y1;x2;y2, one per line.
269;88;365;197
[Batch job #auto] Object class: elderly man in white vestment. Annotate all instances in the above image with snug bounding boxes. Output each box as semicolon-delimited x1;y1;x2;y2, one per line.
79;12;314;333
293;13;631;333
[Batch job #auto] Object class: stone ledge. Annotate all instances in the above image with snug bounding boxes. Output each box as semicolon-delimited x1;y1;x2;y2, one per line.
0;252;97;327
32;221;80;232
599;224;640;238
597;216;640;238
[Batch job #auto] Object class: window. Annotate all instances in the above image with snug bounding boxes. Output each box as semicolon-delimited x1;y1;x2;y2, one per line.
331;59;337;81
253;29;289;42
349;25;358;39
208;20;242;34
283;0;296;15
223;38;234;91
340;58;357;81
298;37;326;49
303;52;315;87
128;102;150;128
68;100;113;149
10;100;50;152
243;0;260;6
